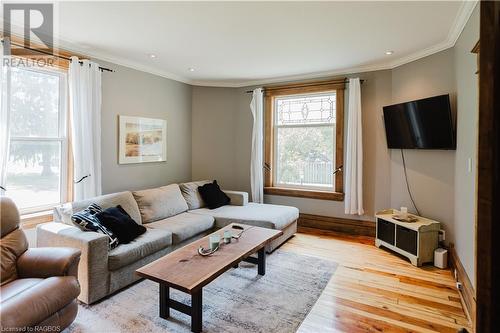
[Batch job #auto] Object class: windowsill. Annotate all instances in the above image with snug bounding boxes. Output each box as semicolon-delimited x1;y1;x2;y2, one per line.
20;210;53;229
264;187;344;201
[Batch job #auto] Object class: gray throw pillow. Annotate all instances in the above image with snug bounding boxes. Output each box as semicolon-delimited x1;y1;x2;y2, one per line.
133;184;188;223
179;180;212;210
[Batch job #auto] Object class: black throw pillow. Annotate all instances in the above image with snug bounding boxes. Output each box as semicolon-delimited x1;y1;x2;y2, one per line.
198;180;230;209
71;203;119;249
95;205;146;244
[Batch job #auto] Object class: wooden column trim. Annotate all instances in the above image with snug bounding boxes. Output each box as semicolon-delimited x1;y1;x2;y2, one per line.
476;2;500;332
335;88;344;193
264;93;274;187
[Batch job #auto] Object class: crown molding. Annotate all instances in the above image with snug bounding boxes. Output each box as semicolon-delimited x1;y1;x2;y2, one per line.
56;40;195;85
0;22;195;85
189;62;394;88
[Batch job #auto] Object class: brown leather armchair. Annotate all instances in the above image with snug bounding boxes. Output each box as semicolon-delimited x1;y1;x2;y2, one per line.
0;197;81;332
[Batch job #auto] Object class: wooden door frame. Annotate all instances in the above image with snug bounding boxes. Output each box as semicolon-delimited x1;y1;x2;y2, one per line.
476;2;500;332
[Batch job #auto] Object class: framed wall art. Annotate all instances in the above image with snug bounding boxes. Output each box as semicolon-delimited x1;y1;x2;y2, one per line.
118;116;167;164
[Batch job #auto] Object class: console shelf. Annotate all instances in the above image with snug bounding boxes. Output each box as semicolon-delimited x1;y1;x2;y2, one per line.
375;209;440;266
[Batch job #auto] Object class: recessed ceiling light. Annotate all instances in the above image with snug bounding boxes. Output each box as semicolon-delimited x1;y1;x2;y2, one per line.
149;54;157;59
385;51;394;55
188;68;195;72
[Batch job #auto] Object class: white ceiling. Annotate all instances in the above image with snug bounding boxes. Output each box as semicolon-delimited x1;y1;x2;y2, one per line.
7;1;478;87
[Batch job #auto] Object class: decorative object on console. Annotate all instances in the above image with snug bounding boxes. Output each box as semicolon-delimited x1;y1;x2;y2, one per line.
209;234;221;251
223;230;232;244
400;206;408;219
392;207;418;222
198;234;222;257
118;115;167;164
198;225;247;256
197;180;231;209
392;215;419;222
198;246;218;256
375;209;440;266
231;224;246;239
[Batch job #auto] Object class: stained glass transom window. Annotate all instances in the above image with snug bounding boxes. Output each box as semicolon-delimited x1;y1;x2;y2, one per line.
275;92;336;125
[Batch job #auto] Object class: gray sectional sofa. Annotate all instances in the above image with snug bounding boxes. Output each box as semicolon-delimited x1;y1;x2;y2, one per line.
36;180;299;304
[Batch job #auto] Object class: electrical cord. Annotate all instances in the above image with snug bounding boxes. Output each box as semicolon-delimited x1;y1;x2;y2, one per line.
400;149;421;216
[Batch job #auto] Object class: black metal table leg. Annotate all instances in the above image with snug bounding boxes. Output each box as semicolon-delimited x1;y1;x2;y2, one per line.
159;284;170;319
191;289;203;333
257;247;266;275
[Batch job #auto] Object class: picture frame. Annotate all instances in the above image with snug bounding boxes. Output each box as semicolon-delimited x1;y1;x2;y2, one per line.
118;115;167;164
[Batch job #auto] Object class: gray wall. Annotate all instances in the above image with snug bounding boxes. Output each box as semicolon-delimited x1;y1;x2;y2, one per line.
191;56;456;225
99;60;193;193
191;43;475;268
389;48;456;244
453;5;479;286
192;87;239;190
192;55;459;226
264;70;393;221
192;69;394;222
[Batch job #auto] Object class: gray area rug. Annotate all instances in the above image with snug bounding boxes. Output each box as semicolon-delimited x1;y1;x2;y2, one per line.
67;250;337;333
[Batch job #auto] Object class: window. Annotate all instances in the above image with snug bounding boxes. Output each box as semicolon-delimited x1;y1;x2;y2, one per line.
5;66;69;214
264;80;345;201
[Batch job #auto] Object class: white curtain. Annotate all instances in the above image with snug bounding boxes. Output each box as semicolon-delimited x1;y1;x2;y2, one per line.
0;39;11;196
345;78;364;215
69;57;102;200
250;88;264;203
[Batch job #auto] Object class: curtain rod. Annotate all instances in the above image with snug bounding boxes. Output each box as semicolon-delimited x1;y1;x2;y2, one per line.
245;79;365;93
2;39;114;72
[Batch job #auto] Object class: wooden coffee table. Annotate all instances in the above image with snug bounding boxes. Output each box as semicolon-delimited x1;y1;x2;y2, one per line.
136;223;283;333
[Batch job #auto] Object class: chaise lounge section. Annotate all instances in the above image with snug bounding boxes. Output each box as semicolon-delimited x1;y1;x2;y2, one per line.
36;181;298;304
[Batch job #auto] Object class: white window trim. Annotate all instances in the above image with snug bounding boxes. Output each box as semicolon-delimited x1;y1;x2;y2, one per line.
272;92;337;192
7;66;68;215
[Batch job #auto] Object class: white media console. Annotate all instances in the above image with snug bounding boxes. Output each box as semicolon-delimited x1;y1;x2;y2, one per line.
375;209;441;266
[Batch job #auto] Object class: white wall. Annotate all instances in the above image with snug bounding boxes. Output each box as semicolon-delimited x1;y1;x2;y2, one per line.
453;5;479;286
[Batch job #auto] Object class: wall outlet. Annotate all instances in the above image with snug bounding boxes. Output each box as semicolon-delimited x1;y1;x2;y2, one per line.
438;229;446;242
456;281;463;291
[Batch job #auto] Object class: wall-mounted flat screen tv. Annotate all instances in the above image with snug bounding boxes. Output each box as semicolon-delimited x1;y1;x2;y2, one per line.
383;94;455;149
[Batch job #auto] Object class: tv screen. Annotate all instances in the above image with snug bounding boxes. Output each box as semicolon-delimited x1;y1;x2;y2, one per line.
383;94;455;149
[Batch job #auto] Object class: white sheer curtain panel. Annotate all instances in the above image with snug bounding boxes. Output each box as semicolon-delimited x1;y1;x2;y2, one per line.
69;56;102;200
344;78;364;215
250;88;264;203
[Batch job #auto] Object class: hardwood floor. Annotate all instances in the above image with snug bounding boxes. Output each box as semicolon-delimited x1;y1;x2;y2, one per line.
279;227;471;333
